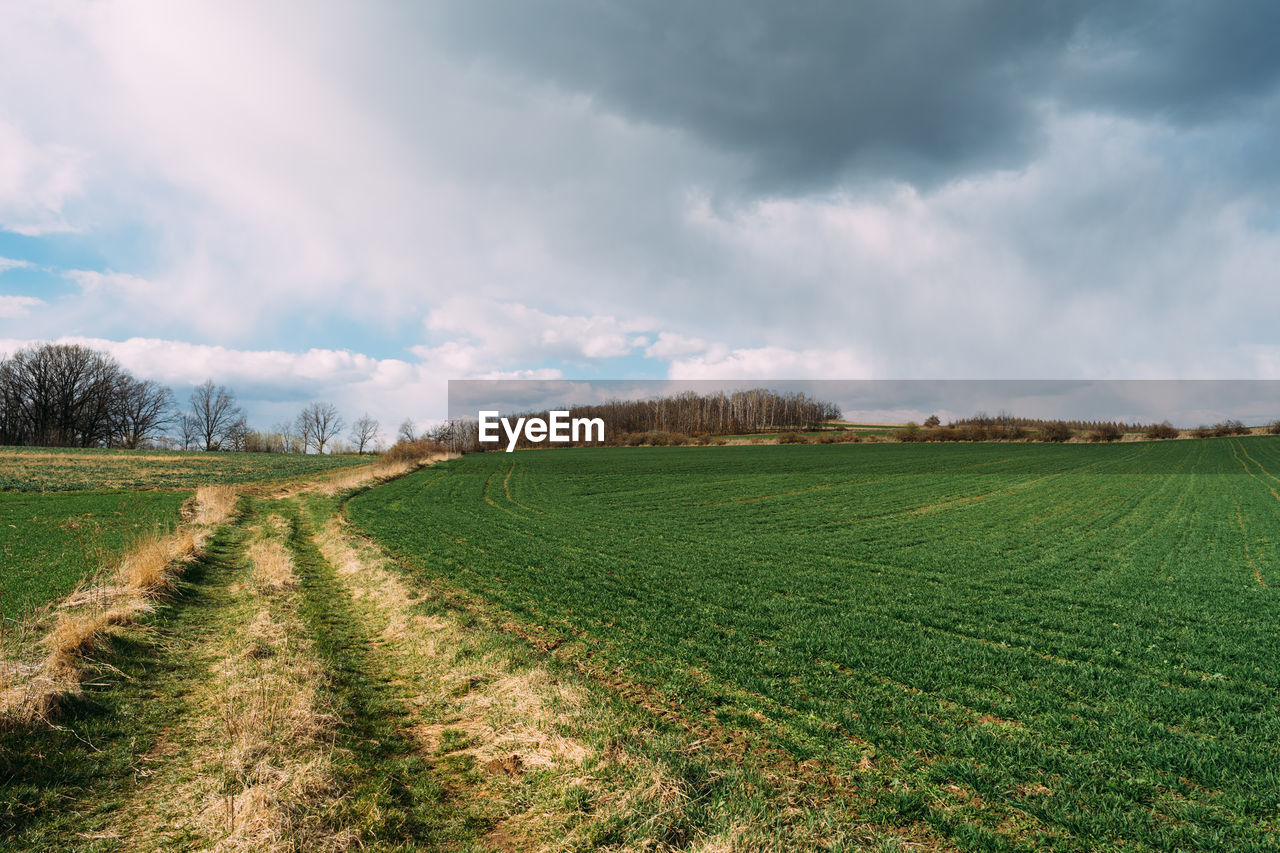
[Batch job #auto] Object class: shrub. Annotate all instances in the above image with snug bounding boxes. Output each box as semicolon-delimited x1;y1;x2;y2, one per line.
1087;423;1123;443
923;415;941;428
1202;420;1248;437
1144;422;1180;440
627;430;690;446
385;437;448;462
1269;420;1280;435
895;422;921;442
1039;421;1073;443
777;431;808;444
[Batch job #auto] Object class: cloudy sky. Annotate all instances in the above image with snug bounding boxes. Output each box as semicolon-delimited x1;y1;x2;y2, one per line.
2;1;1279;433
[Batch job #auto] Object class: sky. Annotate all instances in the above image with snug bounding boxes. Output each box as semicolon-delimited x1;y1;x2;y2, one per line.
2;1;1279;437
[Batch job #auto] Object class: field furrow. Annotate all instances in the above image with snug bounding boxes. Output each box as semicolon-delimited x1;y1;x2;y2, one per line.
351;440;1280;851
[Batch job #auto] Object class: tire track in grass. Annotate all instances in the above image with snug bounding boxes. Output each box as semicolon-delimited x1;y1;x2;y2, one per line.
280;502;473;849
1234;501;1267;587
1229;438;1280;502
1227;440;1276;587
502;460;541;514
94;502;352;852
482;465;530;520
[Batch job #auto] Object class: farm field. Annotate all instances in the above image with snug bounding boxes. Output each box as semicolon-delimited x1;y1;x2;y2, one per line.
5;449;819;852
350;439;1280;851
0;445;370;492
0;447;367;618
0;490;189;618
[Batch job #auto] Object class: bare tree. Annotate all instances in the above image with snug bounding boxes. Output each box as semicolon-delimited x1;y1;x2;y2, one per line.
188;380;244;451
350;413;379;453
397;418;418;443
0;343;126;447
273;421;304;454
296;402;344;454
178;413;199;451
113;377;175;448
226;416;252;452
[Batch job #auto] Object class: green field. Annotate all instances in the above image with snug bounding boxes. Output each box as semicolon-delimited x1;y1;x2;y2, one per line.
0;446;370;617
0;446;370;492
0;490;189;618
350;439;1280;851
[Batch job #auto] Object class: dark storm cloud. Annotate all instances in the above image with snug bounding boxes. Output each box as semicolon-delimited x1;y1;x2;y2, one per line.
1066;2;1280;123
424;0;1280;190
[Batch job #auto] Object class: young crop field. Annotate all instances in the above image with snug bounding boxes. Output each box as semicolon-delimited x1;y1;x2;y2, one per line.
0;490;189;618
0;446;367;618
350;438;1280;851
0;446;370;492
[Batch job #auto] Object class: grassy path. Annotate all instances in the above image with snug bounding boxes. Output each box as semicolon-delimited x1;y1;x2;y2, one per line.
0;518;247;849
2;461;906;851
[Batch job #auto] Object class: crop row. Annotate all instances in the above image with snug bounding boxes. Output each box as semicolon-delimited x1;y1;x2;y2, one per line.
351;438;1280;851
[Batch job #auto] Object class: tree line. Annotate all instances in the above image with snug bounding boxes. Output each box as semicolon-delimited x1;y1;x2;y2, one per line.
0;343;381;453
512;389;841;438
7;343;1275;454
419;389;844;453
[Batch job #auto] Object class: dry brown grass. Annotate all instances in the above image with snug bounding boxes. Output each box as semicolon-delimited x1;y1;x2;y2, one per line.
246;536;297;593
1;611;115;725
1;484;240;729
192;484;240;526
313;516;728;850
117;529;198;594
191;568;347;851
303;452;454;498
44;613;107;674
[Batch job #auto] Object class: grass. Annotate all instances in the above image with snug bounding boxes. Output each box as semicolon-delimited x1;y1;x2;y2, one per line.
0;444;360;618
0;490;189;618
349;438;1280;852
2;449;991;850
9;460;861;851
0;446;370;492
0;524;241;848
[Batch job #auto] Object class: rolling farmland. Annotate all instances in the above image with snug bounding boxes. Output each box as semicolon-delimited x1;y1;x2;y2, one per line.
0;445;370;492
0;490;189;618
350;439;1280;851
0;447;367;617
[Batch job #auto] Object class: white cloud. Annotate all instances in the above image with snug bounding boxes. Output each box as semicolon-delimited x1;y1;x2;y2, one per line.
0;3;728;344
668;345;874;380
675;112;1280;378
64;269;157;298
644;332;709;360
423;297;654;366
0;256;33;273
0;296;44;319
0;120;84;235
